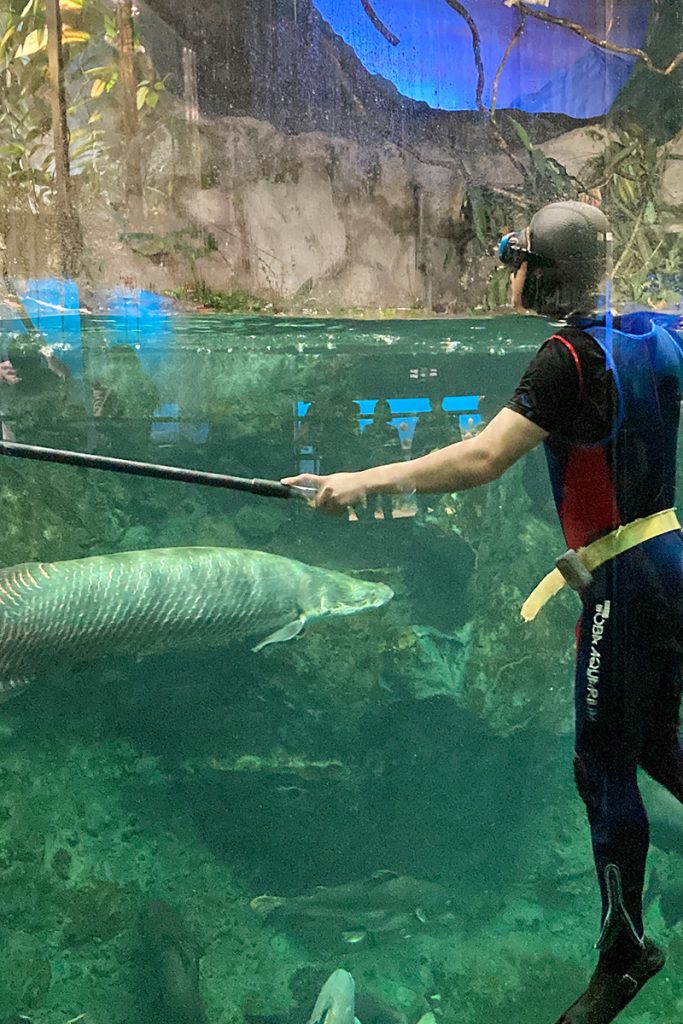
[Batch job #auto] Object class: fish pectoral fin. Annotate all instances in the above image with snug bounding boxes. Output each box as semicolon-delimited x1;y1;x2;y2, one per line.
252;618;305;652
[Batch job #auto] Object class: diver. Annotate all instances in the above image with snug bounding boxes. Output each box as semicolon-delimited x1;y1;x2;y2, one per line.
0;356;20;441
91;343;160;456
0;336;71;442
283;199;683;1024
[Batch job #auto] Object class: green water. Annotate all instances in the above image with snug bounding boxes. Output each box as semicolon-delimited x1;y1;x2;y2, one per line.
0;316;679;1024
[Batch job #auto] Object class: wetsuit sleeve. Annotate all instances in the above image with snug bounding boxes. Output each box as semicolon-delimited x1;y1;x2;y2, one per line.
506;336;582;434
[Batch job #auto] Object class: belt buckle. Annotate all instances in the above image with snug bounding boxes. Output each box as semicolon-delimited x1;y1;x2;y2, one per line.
555;549;594;591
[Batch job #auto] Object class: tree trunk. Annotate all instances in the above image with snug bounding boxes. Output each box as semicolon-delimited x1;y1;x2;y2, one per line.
45;0;82;277
182;45;202;188
116;0;144;219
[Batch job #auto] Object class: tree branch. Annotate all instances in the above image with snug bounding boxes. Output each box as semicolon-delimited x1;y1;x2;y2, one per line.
359;0;400;47
443;0;485;111
491;11;526;117
506;0;683;77
487;11;529;179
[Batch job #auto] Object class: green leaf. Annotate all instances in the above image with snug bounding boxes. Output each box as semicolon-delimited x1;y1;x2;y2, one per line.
0;24;16;55
70;136;101;160
618;177;638;204
643;201;657;225
62;27;90;45
85;64;115;77
0;143;26;157
15;28;47;58
136;84;149;110
530;148;551;174
507;116;532;152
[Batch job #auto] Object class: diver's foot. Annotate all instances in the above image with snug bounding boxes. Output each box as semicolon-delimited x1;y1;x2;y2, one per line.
554;938;665;1024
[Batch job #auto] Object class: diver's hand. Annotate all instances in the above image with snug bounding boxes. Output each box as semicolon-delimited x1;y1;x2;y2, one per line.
281;472;369;515
0;360;19;385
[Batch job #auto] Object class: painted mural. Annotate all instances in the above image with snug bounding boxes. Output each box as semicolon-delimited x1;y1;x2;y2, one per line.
312;0;650;116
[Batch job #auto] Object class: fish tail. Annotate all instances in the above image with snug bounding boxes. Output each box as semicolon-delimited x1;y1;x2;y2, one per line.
249;895;285;916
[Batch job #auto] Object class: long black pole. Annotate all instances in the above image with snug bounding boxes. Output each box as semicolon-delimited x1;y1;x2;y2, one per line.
0;440;315;501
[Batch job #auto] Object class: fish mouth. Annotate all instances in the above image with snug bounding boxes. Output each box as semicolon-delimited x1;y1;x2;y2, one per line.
300;571;394;625
325;580;394;618
363;582;394;610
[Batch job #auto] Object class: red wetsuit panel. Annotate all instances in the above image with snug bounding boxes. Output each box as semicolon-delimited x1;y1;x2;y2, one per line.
558;445;620;550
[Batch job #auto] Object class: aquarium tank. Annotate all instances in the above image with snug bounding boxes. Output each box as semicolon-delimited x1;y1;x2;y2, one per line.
0;0;682;1022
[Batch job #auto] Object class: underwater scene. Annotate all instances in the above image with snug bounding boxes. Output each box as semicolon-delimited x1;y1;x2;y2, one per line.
0;311;682;1024
2;0;683;1021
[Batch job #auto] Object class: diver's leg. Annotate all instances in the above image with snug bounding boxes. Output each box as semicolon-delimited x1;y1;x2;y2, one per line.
573;588;653;943
554;585;665;1023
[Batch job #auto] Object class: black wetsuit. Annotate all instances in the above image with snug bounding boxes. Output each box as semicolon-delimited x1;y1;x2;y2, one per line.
507;312;683;948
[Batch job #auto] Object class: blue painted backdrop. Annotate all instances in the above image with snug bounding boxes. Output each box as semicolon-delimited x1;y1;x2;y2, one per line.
312;0;649;118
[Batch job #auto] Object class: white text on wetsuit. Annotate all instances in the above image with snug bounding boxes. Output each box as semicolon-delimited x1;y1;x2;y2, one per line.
586;601;611;721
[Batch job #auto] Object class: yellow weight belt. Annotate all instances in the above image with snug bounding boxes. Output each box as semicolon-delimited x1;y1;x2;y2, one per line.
521;507;681;622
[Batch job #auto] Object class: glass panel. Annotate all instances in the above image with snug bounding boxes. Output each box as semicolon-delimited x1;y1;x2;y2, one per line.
0;1;681;1021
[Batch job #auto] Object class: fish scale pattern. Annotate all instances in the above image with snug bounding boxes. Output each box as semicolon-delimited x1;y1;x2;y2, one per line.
0;547;309;699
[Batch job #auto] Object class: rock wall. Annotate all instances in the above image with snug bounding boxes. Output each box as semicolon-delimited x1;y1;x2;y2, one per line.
182;117;498;310
5;111;683;312
5;112;520;312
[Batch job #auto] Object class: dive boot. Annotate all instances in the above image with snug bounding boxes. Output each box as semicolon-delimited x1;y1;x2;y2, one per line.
555;865;665;1023
553;937;665;1024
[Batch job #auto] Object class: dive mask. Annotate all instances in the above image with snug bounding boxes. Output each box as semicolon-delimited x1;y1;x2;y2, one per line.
497;229;531;271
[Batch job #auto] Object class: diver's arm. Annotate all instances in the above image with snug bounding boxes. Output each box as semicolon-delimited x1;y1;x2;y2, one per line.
366;408;547;494
282;409;547;512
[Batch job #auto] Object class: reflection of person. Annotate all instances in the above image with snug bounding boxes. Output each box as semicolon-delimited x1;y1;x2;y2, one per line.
410;400;459;515
0;336;72;442
284;200;683;1024
92;344;159;420
92;344;160;453
295;400;361;476
0;357;20;440
410;400;458;459
294;402;324;474
0;360;19;385
357;399;401;520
